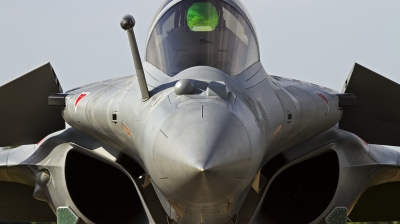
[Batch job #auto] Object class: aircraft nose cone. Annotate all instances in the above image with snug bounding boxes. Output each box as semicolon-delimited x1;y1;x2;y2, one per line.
152;103;252;206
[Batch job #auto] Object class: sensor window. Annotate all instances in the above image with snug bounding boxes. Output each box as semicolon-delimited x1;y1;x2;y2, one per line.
187;3;219;32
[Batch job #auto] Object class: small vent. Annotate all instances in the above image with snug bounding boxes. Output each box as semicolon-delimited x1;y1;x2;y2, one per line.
112;112;118;123
287;111;293;123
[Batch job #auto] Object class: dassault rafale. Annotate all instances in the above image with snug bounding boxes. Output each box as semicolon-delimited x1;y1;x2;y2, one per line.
1;0;400;223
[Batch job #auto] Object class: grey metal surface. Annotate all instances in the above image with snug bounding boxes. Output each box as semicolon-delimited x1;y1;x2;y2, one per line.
0;150;9;167
7;144;36;166
0;128;153;223
174;79;195;95
0;63;65;146
206;81;229;98
2;0;400;223
248;126;400;224
60;61;345;223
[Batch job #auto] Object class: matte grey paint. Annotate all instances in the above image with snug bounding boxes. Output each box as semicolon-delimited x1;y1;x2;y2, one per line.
2;68;399;223
59;60;344;223
1;0;400;223
0;127;152;223
174;79;195;95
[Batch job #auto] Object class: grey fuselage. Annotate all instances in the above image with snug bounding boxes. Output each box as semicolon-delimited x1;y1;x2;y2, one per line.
62;61;343;223
2;0;400;223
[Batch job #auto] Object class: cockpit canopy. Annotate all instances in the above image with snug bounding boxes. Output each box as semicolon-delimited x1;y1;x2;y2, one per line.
146;0;259;77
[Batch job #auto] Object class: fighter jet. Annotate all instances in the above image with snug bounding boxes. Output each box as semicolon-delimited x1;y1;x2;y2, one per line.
1;0;400;223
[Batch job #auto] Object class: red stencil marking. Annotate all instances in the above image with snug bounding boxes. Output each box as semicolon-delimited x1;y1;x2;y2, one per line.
317;93;329;106
74;92;90;113
75;93;88;107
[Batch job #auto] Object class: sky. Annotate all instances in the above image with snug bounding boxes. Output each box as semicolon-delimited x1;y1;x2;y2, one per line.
1;0;400;91
1;0;400;149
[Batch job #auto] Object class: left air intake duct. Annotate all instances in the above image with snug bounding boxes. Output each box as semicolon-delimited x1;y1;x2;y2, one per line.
62;150;149;223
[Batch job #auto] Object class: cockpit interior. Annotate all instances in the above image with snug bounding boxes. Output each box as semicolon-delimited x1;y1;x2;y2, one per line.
146;0;260;77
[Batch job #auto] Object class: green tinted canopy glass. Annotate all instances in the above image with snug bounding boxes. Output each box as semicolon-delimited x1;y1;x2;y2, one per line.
187;3;219;32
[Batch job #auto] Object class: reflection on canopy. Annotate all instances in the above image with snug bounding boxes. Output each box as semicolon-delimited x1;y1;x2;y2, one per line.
187;3;219;32
146;0;259;77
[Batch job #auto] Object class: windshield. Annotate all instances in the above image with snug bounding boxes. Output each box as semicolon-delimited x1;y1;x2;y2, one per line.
146;0;259;77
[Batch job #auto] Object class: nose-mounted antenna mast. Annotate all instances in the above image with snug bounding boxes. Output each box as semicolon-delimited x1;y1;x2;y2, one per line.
120;14;150;101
